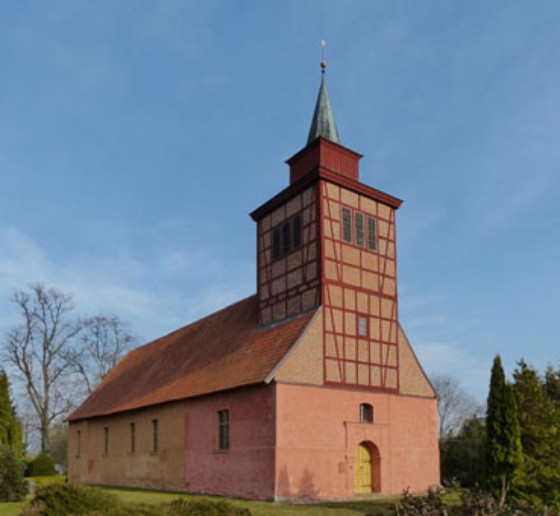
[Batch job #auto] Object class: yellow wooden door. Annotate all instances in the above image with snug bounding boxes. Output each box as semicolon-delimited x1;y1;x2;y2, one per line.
354;443;373;494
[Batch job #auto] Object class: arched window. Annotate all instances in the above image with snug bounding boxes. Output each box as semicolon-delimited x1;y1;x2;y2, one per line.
360;403;374;423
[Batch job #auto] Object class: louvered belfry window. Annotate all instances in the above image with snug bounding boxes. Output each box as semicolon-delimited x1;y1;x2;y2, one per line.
271;213;303;261
342;207;377;252
272;228;281;260
282;222;291;254
355;212;365;247
367;216;377;251
342;207;352;243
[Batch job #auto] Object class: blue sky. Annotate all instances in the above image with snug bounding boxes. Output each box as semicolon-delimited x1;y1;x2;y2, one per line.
1;1;559;403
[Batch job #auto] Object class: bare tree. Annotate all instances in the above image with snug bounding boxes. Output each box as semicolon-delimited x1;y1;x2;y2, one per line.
431;373;484;438
3;284;83;454
73;315;136;395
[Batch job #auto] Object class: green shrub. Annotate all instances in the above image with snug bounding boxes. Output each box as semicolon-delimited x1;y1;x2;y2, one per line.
27;454;56;477
394;487;447;515
23;484;252;516
33;475;66;487
0;443;28;501
457;488;545;515
27;483;118;515
162;498;252;515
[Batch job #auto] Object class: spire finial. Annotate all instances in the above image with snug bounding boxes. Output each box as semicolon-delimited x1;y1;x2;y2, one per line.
320;39;327;72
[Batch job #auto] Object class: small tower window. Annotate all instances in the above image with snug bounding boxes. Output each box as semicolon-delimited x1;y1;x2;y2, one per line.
342;208;352;243
360;403;374;423
357;316;368;337
367;216;377;251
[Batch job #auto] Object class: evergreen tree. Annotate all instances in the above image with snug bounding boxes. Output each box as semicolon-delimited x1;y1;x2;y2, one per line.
0;370;24;457
0;370;10;445
544;365;560;408
485;355;522;502
513;360;560;509
8;408;23;458
0;444;27;502
440;417;486;487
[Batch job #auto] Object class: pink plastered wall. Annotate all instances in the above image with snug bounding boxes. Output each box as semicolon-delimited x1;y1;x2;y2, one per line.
184;384;276;500
274;382;439;500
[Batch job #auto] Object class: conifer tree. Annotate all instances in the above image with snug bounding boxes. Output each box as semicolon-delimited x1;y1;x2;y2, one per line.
513;360;560;508
0;371;10;445
485;355;522;502
544;365;560;407
0;370;24;457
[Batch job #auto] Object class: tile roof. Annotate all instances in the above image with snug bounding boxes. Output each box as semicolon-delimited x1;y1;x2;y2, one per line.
67;295;316;421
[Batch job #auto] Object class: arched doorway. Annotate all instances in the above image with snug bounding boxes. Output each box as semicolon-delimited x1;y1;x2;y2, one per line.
354;442;380;494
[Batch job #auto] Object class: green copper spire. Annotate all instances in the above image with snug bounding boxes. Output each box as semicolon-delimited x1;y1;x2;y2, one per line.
307;42;340;145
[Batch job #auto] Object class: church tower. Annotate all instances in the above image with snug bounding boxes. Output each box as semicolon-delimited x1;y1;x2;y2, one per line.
252;60;404;392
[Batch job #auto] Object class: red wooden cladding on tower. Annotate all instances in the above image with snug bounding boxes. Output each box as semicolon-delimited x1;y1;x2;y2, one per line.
288;137;362;184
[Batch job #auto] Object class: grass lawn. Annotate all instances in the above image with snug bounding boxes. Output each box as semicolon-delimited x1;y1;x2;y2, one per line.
104;487;397;515
0;502;26;516
2;484;464;516
0;487;397;516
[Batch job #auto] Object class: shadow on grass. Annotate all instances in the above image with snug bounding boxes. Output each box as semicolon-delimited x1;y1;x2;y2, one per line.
315;500;395;515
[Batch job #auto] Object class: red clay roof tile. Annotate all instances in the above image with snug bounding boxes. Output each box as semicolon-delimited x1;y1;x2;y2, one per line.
67;295;315;421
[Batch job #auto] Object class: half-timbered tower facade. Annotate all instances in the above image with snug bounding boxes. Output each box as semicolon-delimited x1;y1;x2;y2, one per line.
67;66;440;501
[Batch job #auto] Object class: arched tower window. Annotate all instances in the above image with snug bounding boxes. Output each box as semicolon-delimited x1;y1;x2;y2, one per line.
360;403;374;423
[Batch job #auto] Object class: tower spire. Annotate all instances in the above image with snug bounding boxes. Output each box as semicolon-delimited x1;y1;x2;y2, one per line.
307;40;340;145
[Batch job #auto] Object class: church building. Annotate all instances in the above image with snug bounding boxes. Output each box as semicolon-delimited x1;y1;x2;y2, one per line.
67;62;440;501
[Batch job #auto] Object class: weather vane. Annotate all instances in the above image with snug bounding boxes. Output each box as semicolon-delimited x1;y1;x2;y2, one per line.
320;39;327;72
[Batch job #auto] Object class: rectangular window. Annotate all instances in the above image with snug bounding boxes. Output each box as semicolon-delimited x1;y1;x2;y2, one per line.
360;403;374;423
272;228;281;260
357;316;368;337
282;222;291;254
293;215;302;249
152;419;158;454
355;212;365;247
367;216;377;251
103;426;109;455
342;208;352;243
130;423;136;454
218;409;230;450
76;430;81;458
